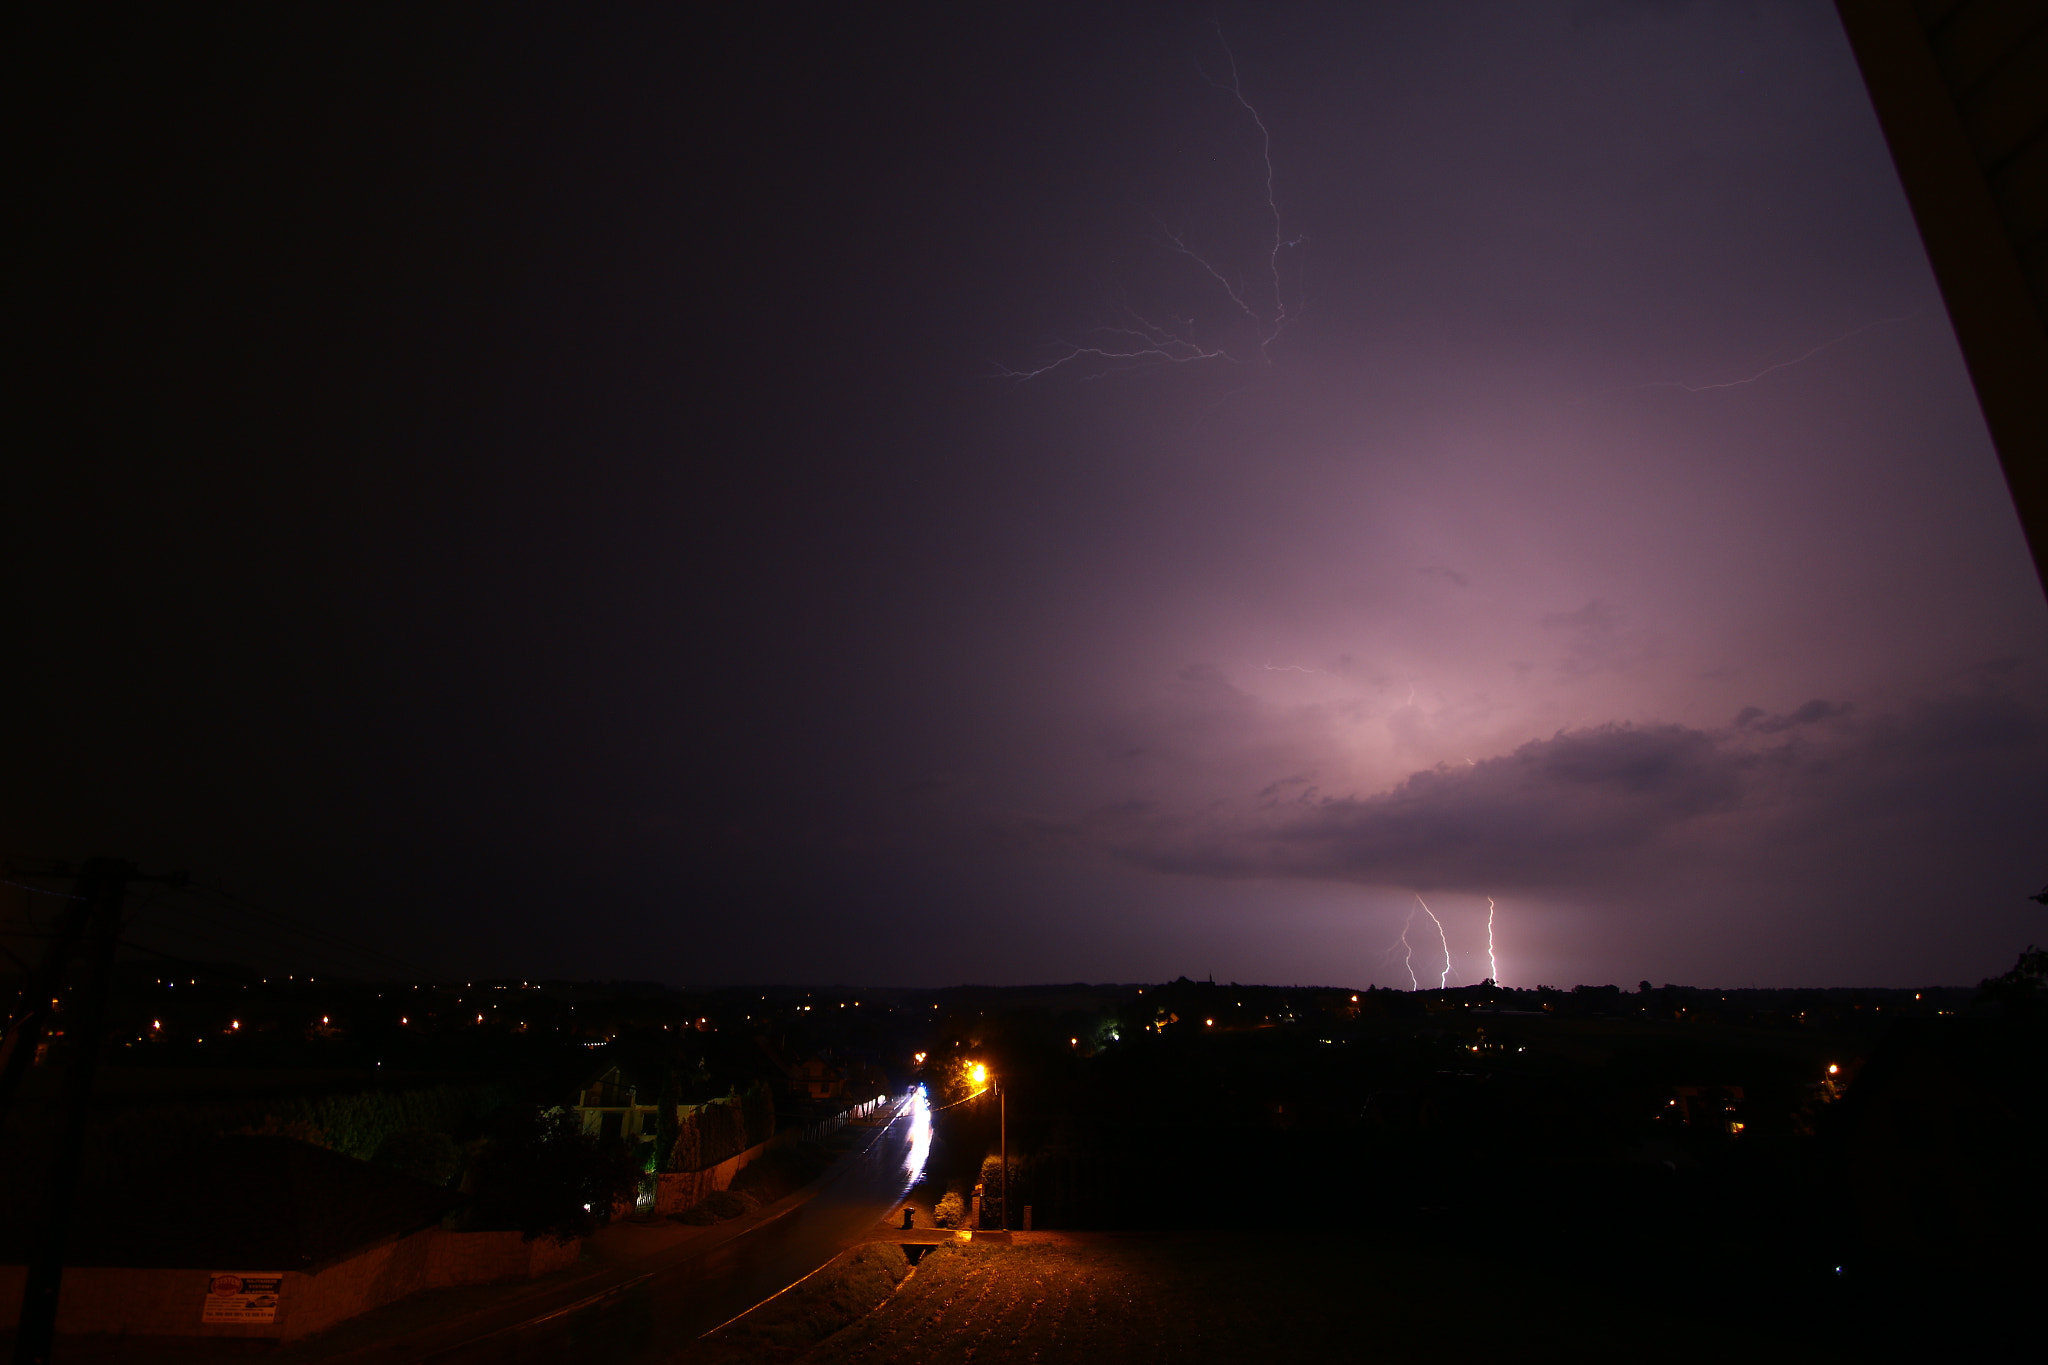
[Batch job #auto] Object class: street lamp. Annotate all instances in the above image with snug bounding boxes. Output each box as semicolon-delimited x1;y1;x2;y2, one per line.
992;1071;1007;1232
965;1062;1005;1231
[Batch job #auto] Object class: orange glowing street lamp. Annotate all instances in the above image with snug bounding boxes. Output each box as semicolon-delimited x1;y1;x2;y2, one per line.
963;1061;1005;1230
991;1067;1007;1231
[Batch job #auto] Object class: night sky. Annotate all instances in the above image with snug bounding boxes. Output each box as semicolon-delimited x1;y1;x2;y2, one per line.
9;2;2046;989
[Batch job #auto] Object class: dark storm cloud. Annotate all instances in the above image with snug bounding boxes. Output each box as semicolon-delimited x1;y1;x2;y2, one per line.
1078;686;2045;898
1734;698;1853;733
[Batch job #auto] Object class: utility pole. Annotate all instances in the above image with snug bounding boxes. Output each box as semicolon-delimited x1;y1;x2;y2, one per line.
0;873;95;1134
999;1080;1008;1233
9;858;179;1365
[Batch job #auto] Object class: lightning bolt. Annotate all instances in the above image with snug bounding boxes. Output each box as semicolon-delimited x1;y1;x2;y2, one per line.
1000;25;1299;381
993;311;1231;381
1577;315;1914;404
1416;894;1452;989
1485;897;1499;988
1659;316;1913;392
1195;24;1296;359
1385;906;1420;991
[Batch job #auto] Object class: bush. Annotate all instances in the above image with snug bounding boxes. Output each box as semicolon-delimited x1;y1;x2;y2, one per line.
654;1070;681;1173
464;1106;641;1243
977;1153;1024;1228
668;1086;779;1173
700;1102;744;1169
742;1079;777;1148
372;1128;464;1186
932;1181;967;1229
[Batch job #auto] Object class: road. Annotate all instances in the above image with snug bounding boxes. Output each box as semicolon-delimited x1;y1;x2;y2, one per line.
421;1090;930;1365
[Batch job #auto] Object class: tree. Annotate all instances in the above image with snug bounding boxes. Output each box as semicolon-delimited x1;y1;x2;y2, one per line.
654;1070;680;1174
1978;945;2048;1012
372;1128;463;1186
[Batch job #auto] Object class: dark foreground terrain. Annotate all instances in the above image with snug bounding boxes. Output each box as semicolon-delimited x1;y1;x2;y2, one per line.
691;1228;2034;1364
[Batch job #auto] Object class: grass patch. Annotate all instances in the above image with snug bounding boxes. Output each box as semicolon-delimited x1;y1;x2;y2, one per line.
692;1241;911;1363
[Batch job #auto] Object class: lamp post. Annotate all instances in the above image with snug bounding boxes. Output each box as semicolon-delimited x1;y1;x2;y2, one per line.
967;1062;1006;1231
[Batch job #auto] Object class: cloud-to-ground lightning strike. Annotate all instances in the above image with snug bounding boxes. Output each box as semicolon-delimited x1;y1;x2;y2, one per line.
1416;894;1453;989
997;26;1299;381
1486;896;1498;987
1384;907;1420;991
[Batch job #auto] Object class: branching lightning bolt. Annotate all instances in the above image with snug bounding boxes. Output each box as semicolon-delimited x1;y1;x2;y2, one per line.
993;312;1231;381
1416;894;1452;989
998;26;1299;381
1194;25;1297;360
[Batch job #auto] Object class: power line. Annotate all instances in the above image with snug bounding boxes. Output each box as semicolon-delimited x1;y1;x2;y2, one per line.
0;879;83;901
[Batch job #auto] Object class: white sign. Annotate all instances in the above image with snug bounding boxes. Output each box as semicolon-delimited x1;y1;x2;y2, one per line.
202;1272;283;1324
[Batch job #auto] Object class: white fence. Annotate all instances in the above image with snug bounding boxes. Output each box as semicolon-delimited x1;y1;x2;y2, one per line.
797;1092;894;1144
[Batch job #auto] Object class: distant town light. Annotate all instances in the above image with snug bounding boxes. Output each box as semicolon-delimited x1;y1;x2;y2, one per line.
1827;1063;1839;1075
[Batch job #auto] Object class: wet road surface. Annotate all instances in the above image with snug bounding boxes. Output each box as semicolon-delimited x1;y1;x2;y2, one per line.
422;1090;928;1365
